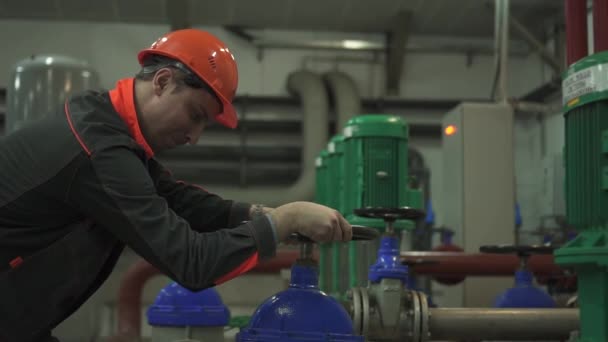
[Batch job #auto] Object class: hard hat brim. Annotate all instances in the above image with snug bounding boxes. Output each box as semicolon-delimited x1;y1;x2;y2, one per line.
214;96;238;129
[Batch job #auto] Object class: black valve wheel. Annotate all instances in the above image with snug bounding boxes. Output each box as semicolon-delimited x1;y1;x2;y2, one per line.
288;224;379;244
353;206;426;222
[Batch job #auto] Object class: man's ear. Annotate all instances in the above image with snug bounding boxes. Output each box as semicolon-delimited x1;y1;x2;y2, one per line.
152;68;173;96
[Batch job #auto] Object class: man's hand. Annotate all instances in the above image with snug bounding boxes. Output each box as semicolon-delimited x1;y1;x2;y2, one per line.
268;201;353;243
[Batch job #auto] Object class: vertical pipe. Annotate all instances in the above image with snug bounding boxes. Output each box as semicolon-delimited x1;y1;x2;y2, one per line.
319;244;328;291
566;0;589;65
492;0;502;101
349;242;358;288
332;243;341;294
594;0;608;52
499;0;510;103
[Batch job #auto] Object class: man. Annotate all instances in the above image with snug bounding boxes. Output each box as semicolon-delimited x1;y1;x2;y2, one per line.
0;29;352;342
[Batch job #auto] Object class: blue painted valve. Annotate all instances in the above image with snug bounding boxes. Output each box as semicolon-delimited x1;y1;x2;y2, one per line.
480;244;556;308
147;282;230;341
368;235;408;284
237;227;378;341
353;206;426;285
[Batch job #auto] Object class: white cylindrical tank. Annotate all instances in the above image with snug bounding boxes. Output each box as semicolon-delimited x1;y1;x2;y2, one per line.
6;55;100;133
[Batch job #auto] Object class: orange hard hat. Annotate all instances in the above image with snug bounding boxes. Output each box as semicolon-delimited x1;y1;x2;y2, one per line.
138;29;239;129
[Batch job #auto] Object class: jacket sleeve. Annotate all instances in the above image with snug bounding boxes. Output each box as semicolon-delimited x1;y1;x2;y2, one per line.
147;158;251;231
67;146;277;290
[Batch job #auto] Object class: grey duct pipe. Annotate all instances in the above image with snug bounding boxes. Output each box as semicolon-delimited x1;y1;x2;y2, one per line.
323;71;362;132
492;0;510;102
428;308;579;340
207;70;329;207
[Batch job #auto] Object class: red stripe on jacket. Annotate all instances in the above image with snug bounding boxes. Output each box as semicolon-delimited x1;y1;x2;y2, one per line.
214;252;259;285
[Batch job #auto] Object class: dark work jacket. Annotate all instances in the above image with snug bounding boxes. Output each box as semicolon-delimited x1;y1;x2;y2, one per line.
0;78;276;342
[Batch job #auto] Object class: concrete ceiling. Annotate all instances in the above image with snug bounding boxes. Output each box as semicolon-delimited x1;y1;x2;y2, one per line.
0;0;564;37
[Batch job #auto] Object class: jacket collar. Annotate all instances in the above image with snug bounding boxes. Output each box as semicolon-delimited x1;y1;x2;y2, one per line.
108;78;155;159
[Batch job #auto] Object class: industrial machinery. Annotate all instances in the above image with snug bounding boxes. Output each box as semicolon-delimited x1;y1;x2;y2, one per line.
347;206;429;340
236;225;379;342
346;208;578;341
342;115;421;231
343;115;422;291
317;115;423;296
6;54;99;134
480;245;556;308
147;282;230;342
555;50;608;341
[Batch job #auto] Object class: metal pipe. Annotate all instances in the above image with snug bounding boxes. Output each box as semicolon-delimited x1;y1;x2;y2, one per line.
509;99;562;114
401;251;566;277
594;0;608;52
491;0;502;100
499;0;510;103
300;243;314;260
565;0;588;66
428;308;579;340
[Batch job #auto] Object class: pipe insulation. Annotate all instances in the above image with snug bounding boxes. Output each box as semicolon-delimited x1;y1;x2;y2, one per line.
323;70;362;132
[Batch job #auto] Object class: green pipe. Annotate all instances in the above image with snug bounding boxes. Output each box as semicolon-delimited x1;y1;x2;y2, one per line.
318;244;328;291
331;243;340;295
349;242;358;288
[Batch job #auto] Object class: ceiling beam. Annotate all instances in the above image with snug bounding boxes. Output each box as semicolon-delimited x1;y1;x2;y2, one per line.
224;25;255;43
510;15;563;73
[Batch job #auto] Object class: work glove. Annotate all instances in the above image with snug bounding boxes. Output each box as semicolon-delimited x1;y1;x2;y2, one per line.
268;201;353;243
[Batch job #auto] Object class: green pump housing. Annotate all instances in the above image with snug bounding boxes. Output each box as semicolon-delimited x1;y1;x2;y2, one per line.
323;135;348;295
325;135;347;212
315;115;423;293
555;51;608;342
315;149;331;292
315;150;330;206
342;115;422;230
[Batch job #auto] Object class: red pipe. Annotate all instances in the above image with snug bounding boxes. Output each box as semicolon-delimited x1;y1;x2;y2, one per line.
401;252;566;278
110;249;310;339
594;0;608;52
112;258;160;340
566;0;589;65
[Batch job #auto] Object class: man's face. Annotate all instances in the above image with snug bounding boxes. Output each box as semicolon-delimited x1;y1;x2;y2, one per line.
144;69;222;152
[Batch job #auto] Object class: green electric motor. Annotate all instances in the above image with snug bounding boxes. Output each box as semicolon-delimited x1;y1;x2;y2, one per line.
555;51;608;342
340;114;422;289
342;114;422;230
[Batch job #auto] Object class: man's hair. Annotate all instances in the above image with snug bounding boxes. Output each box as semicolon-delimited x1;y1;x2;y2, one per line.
135;55;222;107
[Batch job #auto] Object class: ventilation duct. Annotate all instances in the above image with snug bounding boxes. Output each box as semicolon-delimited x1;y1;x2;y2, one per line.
206;70;329;207
323;71;361;132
